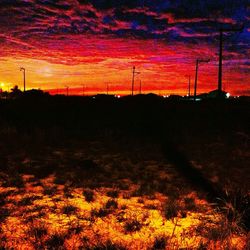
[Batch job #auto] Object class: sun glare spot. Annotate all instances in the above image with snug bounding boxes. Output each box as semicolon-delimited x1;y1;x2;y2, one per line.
37;67;53;77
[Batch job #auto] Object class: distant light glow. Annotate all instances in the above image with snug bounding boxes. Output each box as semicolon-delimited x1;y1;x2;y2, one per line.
226;93;230;98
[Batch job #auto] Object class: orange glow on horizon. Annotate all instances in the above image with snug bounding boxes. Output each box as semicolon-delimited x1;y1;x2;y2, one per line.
0;37;249;96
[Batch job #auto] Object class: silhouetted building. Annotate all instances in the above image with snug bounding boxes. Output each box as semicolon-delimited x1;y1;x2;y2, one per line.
207;89;228;99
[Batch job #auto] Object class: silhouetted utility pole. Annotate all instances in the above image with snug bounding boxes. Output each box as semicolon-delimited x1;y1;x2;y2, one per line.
188;75;191;97
194;59;209;101
131;66;140;96
139;80;142;94
106;83;109;95
65;85;69;96
217;26;244;94
20;67;26;92
82;84;85;96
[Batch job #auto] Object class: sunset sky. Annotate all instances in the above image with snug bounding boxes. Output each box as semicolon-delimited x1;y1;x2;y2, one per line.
0;0;249;95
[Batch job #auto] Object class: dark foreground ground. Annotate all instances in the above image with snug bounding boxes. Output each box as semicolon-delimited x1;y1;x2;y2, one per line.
0;95;249;249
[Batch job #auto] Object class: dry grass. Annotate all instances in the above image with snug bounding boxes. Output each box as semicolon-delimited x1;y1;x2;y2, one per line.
0;137;248;249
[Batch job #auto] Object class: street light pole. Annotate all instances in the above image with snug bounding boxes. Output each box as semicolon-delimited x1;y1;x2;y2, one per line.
20;67;26;92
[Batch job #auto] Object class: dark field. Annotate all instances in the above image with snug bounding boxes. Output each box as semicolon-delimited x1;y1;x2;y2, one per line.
0;95;249;249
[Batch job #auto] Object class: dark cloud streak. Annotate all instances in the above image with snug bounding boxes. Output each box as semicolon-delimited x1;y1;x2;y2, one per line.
0;0;249;70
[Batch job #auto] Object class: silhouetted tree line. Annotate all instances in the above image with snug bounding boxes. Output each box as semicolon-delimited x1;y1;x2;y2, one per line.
0;85;50;99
